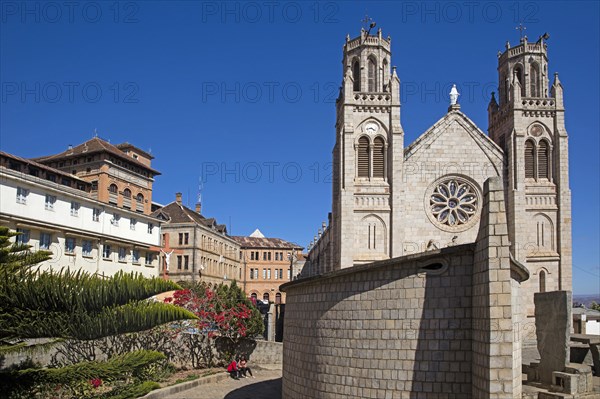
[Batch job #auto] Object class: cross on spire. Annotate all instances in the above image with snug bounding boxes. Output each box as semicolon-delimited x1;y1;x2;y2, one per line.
361;13;373;31
516;22;527;39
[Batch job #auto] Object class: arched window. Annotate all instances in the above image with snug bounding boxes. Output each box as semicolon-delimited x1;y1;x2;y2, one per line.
123;188;131;198
251;293;257;300
538;140;549;180
373;137;385;178
357;137;370;178
382;59;389;90
109;184;118;194
530;63;540;97
502;74;509;105
525;140;535;179
263;292;270;302
539;270;546;293
367;57;377;92
352;60;360;92
136;193;144;203
514;65;525;96
275;293;282;304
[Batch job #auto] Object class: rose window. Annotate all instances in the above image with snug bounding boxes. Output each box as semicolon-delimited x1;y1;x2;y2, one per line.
429;178;479;228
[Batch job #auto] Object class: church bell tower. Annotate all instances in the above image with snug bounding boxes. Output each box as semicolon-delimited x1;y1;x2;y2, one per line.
330;27;404;270
488;33;572;316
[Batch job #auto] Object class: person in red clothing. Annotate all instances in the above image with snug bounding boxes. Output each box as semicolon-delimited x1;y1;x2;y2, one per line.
226;358;240;379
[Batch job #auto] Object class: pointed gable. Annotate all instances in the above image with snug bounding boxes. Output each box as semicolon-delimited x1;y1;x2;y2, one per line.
404;109;504;176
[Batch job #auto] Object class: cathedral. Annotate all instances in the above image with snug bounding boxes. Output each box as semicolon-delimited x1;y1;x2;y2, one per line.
307;27;572;318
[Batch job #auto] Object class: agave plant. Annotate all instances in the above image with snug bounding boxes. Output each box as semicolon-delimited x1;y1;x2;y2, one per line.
0;226;197;397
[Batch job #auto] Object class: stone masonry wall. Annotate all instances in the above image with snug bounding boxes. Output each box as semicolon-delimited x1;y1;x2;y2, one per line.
282;245;475;399
471;177;522;398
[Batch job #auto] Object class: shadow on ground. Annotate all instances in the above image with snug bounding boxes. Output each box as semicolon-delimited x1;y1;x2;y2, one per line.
224;377;282;399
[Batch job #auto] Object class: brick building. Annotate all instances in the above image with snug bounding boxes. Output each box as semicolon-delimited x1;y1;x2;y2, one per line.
233;229;303;304
151;193;241;286
33;137;159;215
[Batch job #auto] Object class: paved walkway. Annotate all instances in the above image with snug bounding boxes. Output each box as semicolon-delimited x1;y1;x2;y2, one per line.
164;368;282;399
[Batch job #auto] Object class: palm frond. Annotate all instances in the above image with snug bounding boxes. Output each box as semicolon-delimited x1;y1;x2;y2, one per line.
0;302;197;341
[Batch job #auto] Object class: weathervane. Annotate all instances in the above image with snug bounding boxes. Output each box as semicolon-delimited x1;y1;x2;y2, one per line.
516;22;527;40
361;13;373;30
360;13;376;43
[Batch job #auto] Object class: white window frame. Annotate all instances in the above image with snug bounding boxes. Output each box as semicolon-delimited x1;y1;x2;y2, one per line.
16;228;30;245
65;237;76;254
39;232;51;250
92;208;101;222
82;240;93;257
45;194;56;210
145;252;154;265
132;249;140;264
147;223;153;234
118;247;127;262
70;201;80;217
103;244;112;259
16;187;29;204
111;214;120;226
130;218;137;231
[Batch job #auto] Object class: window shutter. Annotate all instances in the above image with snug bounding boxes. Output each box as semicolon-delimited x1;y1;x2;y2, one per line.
357;137;370;178
525;140;535;179
368;58;377;92
373;137;385;178
352;61;360;92
538;141;549;180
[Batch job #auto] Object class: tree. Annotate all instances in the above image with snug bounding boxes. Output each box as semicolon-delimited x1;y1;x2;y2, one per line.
591;301;600;312
167;281;264;341
0;226;197;397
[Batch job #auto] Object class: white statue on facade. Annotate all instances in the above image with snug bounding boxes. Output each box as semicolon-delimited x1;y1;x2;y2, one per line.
449;84;460;105
161;249;174;271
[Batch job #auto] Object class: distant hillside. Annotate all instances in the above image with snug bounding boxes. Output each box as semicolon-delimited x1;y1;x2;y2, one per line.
573;294;600;308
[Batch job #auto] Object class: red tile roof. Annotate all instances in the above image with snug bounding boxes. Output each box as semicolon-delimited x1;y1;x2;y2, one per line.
151;202;228;234
32;137;160;175
231;235;303;250
0;151;89;183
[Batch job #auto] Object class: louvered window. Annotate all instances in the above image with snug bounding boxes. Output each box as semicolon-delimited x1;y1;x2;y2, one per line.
357;137;370;178
352;61;360;92
373;137;385;178
538;141;549;180
368;58;377;92
530;64;539;97
525;140;535;179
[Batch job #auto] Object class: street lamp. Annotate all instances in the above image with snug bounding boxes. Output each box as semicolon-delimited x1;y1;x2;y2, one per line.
287;248;297;282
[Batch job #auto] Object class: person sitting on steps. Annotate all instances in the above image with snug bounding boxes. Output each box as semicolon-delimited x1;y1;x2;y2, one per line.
238;355;254;378
226;358;241;380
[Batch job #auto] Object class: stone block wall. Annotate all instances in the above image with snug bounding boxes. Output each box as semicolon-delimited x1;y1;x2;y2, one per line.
282;245;475;399
471;177;522;398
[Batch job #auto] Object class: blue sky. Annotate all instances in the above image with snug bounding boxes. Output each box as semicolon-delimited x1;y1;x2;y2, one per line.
1;1;598;295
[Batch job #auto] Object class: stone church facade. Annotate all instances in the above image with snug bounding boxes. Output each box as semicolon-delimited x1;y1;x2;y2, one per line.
306;28;571;319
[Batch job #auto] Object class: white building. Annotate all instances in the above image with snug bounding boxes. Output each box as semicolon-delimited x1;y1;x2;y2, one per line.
0;151;161;277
